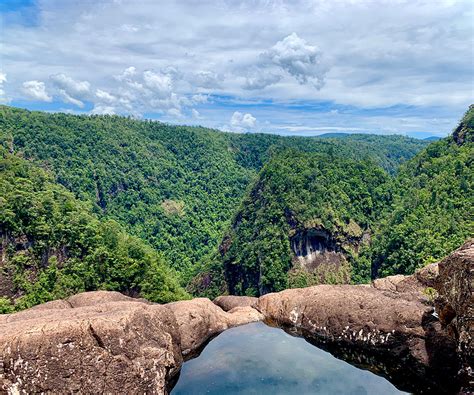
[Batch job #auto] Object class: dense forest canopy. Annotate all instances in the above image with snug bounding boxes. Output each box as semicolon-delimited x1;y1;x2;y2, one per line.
205;106;474;296
0;106;427;276
0;145;188;312
1;104;471;309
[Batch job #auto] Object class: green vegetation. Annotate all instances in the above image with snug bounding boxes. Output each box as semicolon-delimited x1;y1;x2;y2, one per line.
3;103;465;308
211;106;473;295
0;105;427;280
214;150;389;295
370;106;474;277
0;145;188;310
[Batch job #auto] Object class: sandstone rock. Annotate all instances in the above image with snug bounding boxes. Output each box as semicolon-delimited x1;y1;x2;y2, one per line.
257;283;458;393
213;295;258;311
371;262;438;296
1;295;182;394
435;239;474;390
166;298;263;357
66;290;143;307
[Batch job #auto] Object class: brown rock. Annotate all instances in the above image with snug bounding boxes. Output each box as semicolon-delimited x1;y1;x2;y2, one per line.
213;295;258;311
1;295;182;394
257;283;458;392
371;262;438;297
166;298;263;357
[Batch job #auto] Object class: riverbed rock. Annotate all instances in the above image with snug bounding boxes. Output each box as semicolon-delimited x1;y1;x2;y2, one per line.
0;292;182;395
435;238;474;390
167;298;263;357
213;295;258;311
0;293;263;394
257;282;458;393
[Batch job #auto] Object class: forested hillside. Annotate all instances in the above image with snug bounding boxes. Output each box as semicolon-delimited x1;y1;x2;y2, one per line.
0;105;428;281
370;105;474;277
215;151;390;296
204;106;473;296
0;145;188;312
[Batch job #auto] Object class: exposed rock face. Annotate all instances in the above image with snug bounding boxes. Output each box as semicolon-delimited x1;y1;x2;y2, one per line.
213;295;258;311
372;262;438;295
435;239;474;390
0;292;263;394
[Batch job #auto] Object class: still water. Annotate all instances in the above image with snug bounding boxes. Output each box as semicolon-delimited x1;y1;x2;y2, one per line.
171;321;406;395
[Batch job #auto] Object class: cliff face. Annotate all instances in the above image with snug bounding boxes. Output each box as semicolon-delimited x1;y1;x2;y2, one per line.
215;150;387;296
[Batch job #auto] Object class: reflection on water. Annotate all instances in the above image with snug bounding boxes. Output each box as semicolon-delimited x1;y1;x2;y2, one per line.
171;322;406;395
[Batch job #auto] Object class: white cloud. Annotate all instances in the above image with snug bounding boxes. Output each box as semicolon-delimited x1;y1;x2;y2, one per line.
50;73;90;97
91;105;115;115
191;108;201;119
243;69;282;90
96;89;116;104
1;1;472;135
116;66;137;81
191;71;223;89
230;111;257;129
143;70;173;99
59;89;84;107
22;81;52;102
264;33;327;88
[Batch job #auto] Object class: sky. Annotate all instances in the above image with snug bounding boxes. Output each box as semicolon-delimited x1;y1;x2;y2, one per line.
0;0;473;138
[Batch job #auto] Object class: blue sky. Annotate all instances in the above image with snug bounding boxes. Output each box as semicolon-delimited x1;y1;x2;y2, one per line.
1;0;473;137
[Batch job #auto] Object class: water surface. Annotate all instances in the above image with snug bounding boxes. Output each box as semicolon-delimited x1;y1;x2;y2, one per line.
171;321;406;395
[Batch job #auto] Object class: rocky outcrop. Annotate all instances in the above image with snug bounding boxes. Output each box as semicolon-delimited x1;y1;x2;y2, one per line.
0;293;182;394
0;292;263;394
257;256;464;394
166;298;263;357
213;295;258;311
1;241;471;394
371;262;438;295
435;239;474;390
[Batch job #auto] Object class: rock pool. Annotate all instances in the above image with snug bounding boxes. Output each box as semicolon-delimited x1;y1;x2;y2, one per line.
171;321;406;395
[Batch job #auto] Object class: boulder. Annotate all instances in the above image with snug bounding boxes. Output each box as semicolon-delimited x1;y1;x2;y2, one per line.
166;298;263;357
371;262;438;296
0;292;263;394
213;295;258;311
435;239;474;390
0;293;182;395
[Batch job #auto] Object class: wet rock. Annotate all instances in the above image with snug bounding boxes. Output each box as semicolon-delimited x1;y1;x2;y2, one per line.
213;295;258;311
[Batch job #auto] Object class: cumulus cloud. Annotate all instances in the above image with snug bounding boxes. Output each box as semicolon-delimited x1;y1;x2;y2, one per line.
191;71;223;89
91;105;115;115
96;89;116;104
50;73;90;97
1;1;472;135
230;111;257;129
191;108;201;119
143;70;173;98
243;69;282;90
264;33;327;88
22;81;52;102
